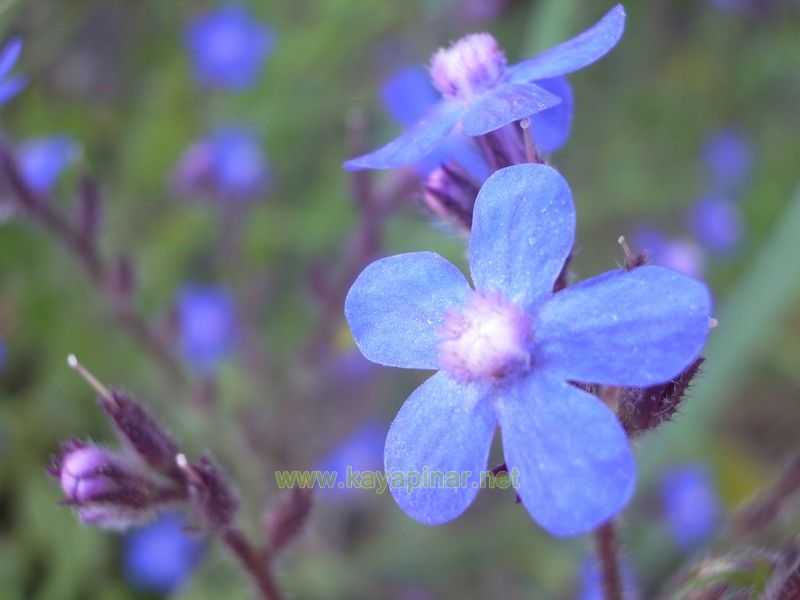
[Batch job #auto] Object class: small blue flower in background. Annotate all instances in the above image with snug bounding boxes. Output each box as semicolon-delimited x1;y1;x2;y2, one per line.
186;6;273;90
633;227;706;280
317;419;387;501
345;5;624;170
661;464;721;551
575;557;639;600
701;128;753;194
689;196;743;254
177;286;238;372
345;163;712;535
123;513;204;594
16;136;81;196
172;128;270;201
0;336;6;371
0;37;26;106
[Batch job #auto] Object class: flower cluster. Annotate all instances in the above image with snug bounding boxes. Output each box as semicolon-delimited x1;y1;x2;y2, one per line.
343;4;714;538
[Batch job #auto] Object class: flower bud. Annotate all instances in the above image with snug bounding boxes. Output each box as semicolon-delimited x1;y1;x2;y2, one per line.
422;162;480;230
51;442;173;530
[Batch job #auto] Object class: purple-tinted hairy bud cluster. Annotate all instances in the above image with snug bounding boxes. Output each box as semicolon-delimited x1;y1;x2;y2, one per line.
50;387;242;536
51;440;171;530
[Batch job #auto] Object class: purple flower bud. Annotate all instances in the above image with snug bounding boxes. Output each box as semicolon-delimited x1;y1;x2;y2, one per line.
59;445;116;502
185;6;273;90
661;465;721;550
689;196;743;255
179;454;239;530
52;443;167;530
422;162;480;230
98;391;181;478
123;512;204;594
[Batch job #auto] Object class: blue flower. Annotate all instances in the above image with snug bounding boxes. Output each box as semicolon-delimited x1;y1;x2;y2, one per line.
689;196;743;255
345;164;711;535
633;228;706;280
0;37;26;106
172;128;270;201
0;337;6;371
660;465;721;551
16;136;80;195
123;513;204;594
344;5;623;170
701;129;752;194
186;6;273;90
177;286;238;371
317;419;388;501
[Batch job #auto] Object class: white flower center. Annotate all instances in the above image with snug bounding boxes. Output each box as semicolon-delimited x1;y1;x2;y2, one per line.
438;290;530;384
429;33;506;101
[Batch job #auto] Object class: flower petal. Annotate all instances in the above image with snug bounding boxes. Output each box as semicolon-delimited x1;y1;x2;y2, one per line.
343;101;464;171
469;164;574;311
496;372;635;536
0;37;22;79
508;5;625;82
345;252;472;369
461;81;562;137
0;76;26;105
535;266;712;386
528;77;574;154
385;372;495;524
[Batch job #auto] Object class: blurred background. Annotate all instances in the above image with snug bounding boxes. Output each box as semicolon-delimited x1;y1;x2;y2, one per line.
1;0;799;598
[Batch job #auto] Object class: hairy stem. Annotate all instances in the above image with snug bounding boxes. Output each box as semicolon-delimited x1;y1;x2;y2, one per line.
222;528;284;600
0;140;185;386
594;520;623;600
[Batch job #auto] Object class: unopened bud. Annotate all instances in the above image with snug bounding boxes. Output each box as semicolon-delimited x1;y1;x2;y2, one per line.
177;454;239;530
619;358;704;436
422;162;479;231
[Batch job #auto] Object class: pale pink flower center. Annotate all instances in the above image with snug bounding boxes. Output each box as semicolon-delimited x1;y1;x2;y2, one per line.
429;33;506;101
438;290;530;383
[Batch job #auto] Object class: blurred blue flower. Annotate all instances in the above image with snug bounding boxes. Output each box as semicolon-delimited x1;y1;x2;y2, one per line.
701;129;753;194
634;227;706;280
661;465;721;551
123;513;204;594
16;136;80;195
689;196;743;254
345;164;711;535
186;6;273;90
345;5;623;170
317;419;387;501
0;37;26;106
177;286;238;371
575;557;639;600
0;337;6;371
172;128;270;201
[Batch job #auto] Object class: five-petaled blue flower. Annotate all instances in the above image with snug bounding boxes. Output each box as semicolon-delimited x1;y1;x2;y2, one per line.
0;37;26;106
345;163;712;536
185;6;273;90
344;5;624;170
